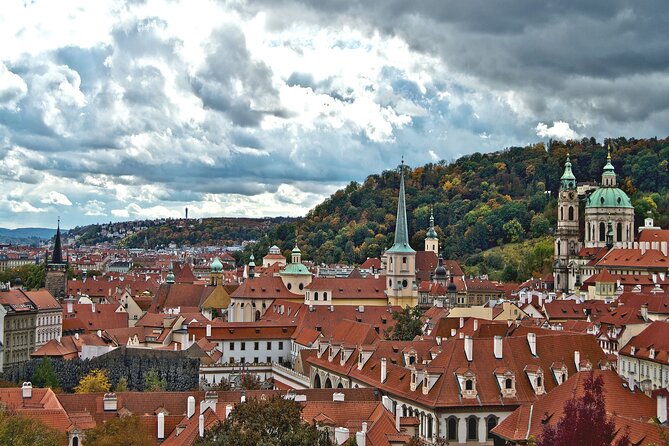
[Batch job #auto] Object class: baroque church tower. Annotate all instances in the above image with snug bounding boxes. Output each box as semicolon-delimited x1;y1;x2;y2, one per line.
424;208;439;254
386;161;417;307
554;155;581;293
45;218;67;300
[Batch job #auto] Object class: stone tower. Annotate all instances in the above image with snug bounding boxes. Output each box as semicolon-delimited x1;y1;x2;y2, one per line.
45;219;67;300
554;155;580;293
386;160;417;307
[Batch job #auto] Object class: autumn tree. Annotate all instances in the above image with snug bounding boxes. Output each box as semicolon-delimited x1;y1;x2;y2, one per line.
0;411;65;445
537;373;629;446
195;395;333;446
82;414;153;446
75;369;111;393
385;306;423;341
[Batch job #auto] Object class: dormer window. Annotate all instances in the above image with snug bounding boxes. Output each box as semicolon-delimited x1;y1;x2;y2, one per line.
505;378;513;389
465;379;473;390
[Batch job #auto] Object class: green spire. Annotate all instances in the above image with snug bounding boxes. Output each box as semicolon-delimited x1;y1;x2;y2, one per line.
387;160;415;253
426;207;438;239
248;254;256;268
166;263;175;284
560;154;576;190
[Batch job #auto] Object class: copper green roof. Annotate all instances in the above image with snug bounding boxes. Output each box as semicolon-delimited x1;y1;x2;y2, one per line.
210;257;223;273
602;147;615;177
426;208;438;239
281;263;311;275
292;245;301;254
586;187;632;209
387;161;415;254
166;263;175;284
248;254;255;268
560;154;576;190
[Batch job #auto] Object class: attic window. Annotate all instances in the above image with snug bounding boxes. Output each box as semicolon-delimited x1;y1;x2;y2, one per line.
465;379;473;391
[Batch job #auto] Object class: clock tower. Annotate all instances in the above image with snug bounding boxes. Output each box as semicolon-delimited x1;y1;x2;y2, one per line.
554;155;581;293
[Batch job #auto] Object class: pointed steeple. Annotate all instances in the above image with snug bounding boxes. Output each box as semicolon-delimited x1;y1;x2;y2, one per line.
52;217;64;264
560;154;576;190
388;159;415;254
602;145;616;186
426;208;438;239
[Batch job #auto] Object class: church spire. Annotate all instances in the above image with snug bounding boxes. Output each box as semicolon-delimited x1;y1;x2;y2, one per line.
426;208;437;239
52;217;64;264
602;145;616;187
388;159;414;253
560;154;576;190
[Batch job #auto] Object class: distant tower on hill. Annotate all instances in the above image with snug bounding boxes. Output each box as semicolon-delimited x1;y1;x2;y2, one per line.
45;218;67;300
185;207;188;220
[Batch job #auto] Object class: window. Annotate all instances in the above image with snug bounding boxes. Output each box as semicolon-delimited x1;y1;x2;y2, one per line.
402;279;408;288
465;379;473;391
537;376;543;387
299;283;304;290
254;357;258;363
388;279;392;287
287;283;292;290
267;356;272;363
467;417;478;441
486;416;498;440
241;342;246;351
267;341;272;349
402;257;407;264
599;222;606;242
323;292;328;300
254;342;259;350
314;292;319;301
447;417;458;441
568;206;574;221
240;357;245;363
505;378;513;389
279;341;284;349
230;342;235;351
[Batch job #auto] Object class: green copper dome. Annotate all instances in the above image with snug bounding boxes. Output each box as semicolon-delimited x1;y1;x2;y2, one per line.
281;263;311;275
586;187;632;209
210;257;223;273
560;154;576;190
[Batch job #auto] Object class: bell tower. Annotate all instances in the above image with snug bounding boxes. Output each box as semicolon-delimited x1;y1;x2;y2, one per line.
45;218;67;300
554;155;580;293
424;208;439;254
386;160;417;307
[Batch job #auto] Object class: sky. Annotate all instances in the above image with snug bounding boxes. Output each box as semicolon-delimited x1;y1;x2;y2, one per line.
1;1;668;229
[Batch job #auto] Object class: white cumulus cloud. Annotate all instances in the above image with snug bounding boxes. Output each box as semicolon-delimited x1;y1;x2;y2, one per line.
41;191;73;206
535;121;579;141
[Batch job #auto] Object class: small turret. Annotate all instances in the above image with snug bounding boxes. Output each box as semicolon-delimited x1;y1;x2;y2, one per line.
560;154;576;190
601;145;616;187
248;254;256;279
166;263;175;284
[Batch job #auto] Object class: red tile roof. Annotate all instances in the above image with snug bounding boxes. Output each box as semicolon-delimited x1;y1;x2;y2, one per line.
306;277;386;300
619;321;669;365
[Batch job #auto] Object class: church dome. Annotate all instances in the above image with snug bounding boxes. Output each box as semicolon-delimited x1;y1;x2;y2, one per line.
433;264;447;279
585;187;632;209
210;257;223;273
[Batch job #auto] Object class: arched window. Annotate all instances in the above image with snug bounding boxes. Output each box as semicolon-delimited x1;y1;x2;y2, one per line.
557;240;561;256
324;378;332;388
568;206;574;221
467;416;478;441
560;207;564;220
323;292;328;300
599;222;606;242
486;416;499;440
337;382;344;388
465;379;473;391
314;374;321;388
314;292;319;301
73;437;79;446
505;378;513;389
617;222;622;241
255;310;261;321
537;376;543;387
388;279;392;287
447;417;458;441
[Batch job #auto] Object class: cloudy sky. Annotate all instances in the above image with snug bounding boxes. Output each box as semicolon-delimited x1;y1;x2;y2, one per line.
1;0;667;229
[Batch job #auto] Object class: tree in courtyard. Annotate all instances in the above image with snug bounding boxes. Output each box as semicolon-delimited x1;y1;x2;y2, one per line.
143;368;166;391
115;377;128;392
32;357;59;389
75;369;111;393
385;306;423;341
0;411;65;446
195;395;333;446
537;373;630;446
82;414;153;446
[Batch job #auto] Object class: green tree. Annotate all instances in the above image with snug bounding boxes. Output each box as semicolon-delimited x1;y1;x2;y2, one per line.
32;357;59;389
82;414;153;446
75;369;111;393
115;377;128;392
385;306;423;341
195;395;333;446
144;368;166;392
0;410;65;445
503;218;525;243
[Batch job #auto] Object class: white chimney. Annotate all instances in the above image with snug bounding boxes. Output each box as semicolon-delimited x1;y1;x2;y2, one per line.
91;302;96;313
205;324;212;337
628;374;635;391
574;350;581;372
103;393;118;411
187;396;196;418
464;336;473;362
381;357;387;383
356;430;366;446
225;404;233;419
361;422;367;433
527;332;537;356
335;427;350;444
657;394;667;424
157;412;165;439
436;336;442;346
459;332;464;339
75;332;80;340
473;319;479;332
494;335;503;359
333;392;345;402
459;317;464;328
450;328;456;337
198;414;205;437
67;301;73;313
22;382;32;399
661;241;668;257
641;304;648;321
382;395;393;412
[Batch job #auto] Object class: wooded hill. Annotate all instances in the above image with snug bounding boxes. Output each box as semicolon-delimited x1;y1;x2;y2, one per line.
246;137;669;281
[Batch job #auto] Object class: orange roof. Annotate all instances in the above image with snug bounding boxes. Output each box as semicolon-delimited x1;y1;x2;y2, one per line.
25;290;61;310
306;277;386;300
619;321;669;365
231;276;296;299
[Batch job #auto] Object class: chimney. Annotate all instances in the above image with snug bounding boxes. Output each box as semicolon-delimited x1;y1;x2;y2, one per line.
225;404;233;419
361;422;368;433
464;336;473;362
75;332;80;340
436;336;442;346
22;382;32;399
527;332;537;356
381;357;387;383
459;332;464;339
459;317;464;328
628;374;635;391
661;241;668;257
187;396;196;418
382;395;393;412
473;319;479;332
206;324;212;337
335;427;350;445
641;304;648;321
356;430;366;446
333;392;345;402
67;301;73;314
574;350;581;372
507;318;512;327
658;394;667;424
157;412;165;439
494;335;503;359
91;302;96;313
450;328;456;337
103;393;118;411
198;414;205;437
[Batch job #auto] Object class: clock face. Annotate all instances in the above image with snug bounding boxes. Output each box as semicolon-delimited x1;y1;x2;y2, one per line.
569;192;575;199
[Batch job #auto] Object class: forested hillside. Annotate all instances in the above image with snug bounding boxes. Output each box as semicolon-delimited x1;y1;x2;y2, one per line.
247;137;669;280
